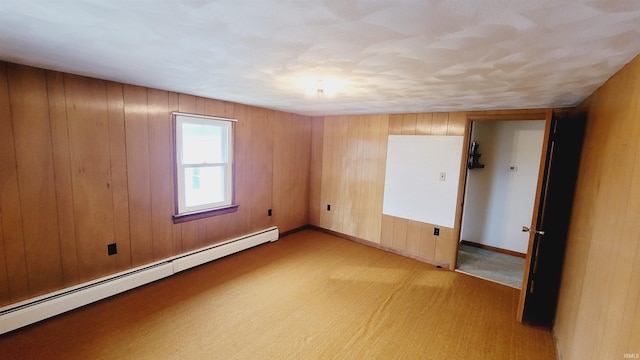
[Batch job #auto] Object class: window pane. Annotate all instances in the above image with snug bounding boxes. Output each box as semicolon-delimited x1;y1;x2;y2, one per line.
181;122;226;164
184;166;224;208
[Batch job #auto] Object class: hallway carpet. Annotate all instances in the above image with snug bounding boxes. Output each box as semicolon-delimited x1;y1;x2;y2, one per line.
456;244;525;289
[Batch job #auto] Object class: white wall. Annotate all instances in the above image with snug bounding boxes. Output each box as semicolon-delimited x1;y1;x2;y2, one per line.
461;120;544;254
383;135;464;228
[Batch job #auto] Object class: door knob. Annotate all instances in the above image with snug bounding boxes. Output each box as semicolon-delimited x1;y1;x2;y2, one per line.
522;226;545;236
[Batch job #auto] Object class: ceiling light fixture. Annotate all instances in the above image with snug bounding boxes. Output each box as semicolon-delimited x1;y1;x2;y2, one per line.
301;78;345;98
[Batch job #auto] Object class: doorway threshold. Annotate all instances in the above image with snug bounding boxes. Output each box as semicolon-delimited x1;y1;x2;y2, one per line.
456;244;524;289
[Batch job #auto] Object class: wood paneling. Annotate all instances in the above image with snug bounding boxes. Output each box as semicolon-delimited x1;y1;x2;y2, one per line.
46;71;79;286
0;63;29;303
379;112;468;268
8;64;63;295
246;107;274;232
273;113;311;233
315;111;468;268
124;85;154;266
65;74;117;282
0;62;312;306
148;89;173;260
318;115;388;243
309;117;324;226
554;54;640;360
106;81;132;273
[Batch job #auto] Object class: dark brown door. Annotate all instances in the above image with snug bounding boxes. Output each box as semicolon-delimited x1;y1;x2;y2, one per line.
519;111;587;325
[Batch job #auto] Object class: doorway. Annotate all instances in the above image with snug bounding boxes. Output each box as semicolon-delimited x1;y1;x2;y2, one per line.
456;120;546;289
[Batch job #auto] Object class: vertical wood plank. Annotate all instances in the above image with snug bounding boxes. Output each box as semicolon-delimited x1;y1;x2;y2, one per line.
355;115;382;242
374;115;389;243
148;89;173;260
64;73;116;282
106;82;132;272
391;217;408;251
123;85;153;265
358;114;388;243
46;70;79;286
419;223;436;261
309;117;324;226
447;112;467;136
9;64;63;296
247;107;274;232
406;220;422;256
388;114;403;135
0;72;7;305
0;62;28;304
431;112;449;135
416;113;433;135
435;227;453;266
342;116;362;237
331;116;349;232
204;98;234;118
273;113;311;233
401;113;417;135
380;215;394;248
319;117;335;230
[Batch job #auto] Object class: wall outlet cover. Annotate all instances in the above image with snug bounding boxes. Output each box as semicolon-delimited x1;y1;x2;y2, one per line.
107;243;117;256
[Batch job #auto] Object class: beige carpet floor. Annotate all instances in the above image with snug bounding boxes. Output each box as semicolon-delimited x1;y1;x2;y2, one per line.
0;229;556;359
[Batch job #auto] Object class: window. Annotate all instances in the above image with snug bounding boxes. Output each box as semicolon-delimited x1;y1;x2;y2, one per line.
173;112;236;221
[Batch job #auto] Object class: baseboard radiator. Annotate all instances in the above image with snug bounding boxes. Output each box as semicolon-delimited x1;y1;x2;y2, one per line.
0;226;278;335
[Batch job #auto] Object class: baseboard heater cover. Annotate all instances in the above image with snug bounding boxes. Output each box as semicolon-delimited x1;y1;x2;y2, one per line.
0;226;279;335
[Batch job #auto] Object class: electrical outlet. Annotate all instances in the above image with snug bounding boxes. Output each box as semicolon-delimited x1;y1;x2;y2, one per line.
434;227;440;236
268;208;272;216
107;243;117;256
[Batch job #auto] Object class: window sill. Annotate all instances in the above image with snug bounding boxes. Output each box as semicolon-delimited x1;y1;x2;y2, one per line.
172;204;239;224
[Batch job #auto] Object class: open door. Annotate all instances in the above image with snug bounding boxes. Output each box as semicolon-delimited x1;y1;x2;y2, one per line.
517;110;587;324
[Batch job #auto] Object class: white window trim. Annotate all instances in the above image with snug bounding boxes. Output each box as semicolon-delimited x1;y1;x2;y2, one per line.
172;112;236;220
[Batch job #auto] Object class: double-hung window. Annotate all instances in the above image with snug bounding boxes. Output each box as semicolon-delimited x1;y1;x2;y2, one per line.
173;112;236;221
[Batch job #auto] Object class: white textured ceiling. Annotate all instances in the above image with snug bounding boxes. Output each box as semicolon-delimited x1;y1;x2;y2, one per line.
0;1;639;116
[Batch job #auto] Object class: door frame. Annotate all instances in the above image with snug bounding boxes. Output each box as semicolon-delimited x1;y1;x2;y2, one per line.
452;109;553;322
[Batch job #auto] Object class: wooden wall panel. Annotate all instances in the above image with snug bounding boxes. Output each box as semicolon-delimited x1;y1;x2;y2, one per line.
319;116;336;230
391;217;408;250
148;89;173;260
319;115;388;242
554;54;640;360
228;104;251;238
316;111;465;267
415;113;433;134
342;116;364;236
246;107;274;232
123;85;154;265
273;113;311;233
65;74;117;281
374;111;466;268
106;82;132;272
46;71;79;286
8;64;63;295
309;117;324;226
0;63;28;305
0;61;312;306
